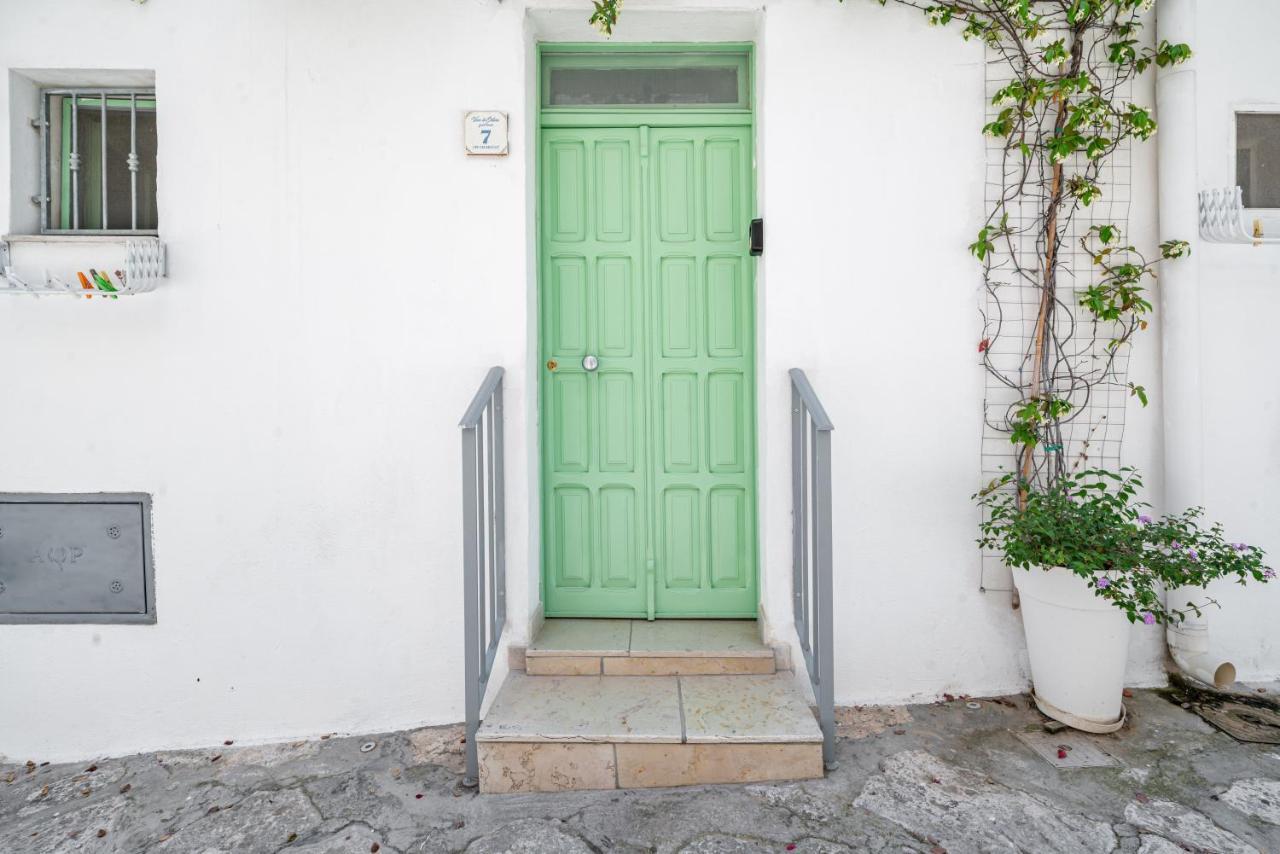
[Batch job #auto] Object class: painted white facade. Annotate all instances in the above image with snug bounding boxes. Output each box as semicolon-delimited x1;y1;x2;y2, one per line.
0;0;1274;763
1191;0;1280;680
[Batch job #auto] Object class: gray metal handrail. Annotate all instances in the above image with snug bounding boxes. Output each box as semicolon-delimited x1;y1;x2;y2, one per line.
459;366;506;788
789;368;836;770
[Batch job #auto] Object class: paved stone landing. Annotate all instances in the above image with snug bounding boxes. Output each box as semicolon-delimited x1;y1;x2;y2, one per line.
4;688;1279;852
527;619;775;676
476;673;823;793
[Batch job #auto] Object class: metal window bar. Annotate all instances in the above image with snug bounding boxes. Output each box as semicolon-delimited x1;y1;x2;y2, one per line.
130;93;139;230
459;367;507;789
789;368;836;771
38;87;156;235
70;92;79;231
100;92;108;230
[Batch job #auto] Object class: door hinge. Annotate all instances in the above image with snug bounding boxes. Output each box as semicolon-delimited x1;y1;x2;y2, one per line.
749;218;764;256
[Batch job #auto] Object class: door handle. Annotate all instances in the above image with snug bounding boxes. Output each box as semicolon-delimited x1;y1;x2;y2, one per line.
582;355;600;372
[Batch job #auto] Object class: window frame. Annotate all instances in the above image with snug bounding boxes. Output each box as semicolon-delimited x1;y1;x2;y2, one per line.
38;86;158;236
1233;106;1280;215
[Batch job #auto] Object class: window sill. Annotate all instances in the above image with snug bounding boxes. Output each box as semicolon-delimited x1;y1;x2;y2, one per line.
3;233;159;245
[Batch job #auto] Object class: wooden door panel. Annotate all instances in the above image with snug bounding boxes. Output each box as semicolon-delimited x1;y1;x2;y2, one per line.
649;126;757;617
542;128;647;617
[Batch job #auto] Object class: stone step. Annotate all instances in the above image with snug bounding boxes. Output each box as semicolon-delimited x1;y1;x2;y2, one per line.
475;672;823;793
525;618;777;676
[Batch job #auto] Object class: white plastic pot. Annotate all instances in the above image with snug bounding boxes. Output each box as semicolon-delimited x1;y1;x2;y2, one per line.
1013;566;1131;733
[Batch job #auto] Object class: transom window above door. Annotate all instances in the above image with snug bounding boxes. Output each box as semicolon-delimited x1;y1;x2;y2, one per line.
542;50;751;109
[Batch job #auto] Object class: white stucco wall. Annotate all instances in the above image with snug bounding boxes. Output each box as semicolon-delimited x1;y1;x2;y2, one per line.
0;0;1241;764
756;0;1168;704
1188;0;1280;681
0;0;536;763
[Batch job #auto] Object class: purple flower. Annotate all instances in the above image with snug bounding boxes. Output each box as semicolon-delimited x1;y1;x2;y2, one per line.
1142;612;1156;626
1138;515;1153;525
1187;549;1199;562
1171;541;1182;550
1266;568;1277;580
1096;578;1111;589
1234;543;1248;552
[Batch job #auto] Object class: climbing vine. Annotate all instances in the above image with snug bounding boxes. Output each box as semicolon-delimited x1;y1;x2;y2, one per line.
909;0;1191;497
591;0;1191;500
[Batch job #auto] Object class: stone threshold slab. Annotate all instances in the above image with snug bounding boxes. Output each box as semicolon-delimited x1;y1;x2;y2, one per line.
477;674;822;746
527;619;772;659
528;655;776;676
682;675;824;744
477;673;684;744
604;656;775;676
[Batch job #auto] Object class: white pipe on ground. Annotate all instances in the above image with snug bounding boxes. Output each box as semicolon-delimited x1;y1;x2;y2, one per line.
1156;0;1234;689
1165;605;1237;688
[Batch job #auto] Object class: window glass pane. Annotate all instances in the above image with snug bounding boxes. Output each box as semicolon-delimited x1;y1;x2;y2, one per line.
548;65;740;106
1237;113;1280;208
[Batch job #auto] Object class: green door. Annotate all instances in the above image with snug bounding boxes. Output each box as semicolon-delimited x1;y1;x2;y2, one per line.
540;124;757;618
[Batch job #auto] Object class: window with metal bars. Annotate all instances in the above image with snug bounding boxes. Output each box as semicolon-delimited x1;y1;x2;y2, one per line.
38;88;157;234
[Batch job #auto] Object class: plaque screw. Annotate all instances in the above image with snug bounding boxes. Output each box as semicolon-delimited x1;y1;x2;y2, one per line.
110;580;124;594
0;581;6;595
107;526;121;539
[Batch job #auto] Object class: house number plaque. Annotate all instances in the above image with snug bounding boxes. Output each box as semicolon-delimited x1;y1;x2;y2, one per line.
464;111;509;156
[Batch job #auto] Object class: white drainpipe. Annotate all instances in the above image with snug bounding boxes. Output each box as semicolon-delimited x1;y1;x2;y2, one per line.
1156;0;1234;689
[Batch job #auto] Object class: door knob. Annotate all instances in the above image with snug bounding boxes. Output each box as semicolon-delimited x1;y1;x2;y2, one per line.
582;355;599;372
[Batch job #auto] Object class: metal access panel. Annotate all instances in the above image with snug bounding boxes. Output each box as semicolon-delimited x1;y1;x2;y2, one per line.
0;494;154;624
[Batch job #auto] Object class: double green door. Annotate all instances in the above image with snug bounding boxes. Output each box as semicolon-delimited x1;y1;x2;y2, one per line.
540;125;757;619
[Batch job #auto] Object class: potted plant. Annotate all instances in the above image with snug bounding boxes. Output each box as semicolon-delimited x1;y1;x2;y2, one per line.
977;468;1273;732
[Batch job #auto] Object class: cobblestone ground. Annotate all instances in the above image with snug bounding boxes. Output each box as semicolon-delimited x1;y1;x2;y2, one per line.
3;689;1278;853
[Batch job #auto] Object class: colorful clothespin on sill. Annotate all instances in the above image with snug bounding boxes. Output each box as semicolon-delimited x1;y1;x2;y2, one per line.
90;268;118;299
76;271;95;299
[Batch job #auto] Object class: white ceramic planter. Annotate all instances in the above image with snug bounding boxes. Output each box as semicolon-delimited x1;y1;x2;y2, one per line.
1013;565;1131;733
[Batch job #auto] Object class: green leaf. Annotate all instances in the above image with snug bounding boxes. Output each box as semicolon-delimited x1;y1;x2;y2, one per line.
969;227;995;261
588;0;622;35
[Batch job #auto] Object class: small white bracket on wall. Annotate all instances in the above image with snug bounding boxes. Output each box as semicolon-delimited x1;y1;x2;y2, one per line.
0;238;166;297
1198;187;1280;245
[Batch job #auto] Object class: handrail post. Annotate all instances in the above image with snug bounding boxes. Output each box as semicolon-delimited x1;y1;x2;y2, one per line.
460;421;481;788
791;381;805;634
492;379;506;632
813;425;836;770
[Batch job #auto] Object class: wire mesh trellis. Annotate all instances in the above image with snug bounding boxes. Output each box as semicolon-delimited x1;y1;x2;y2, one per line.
978;39;1138;592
